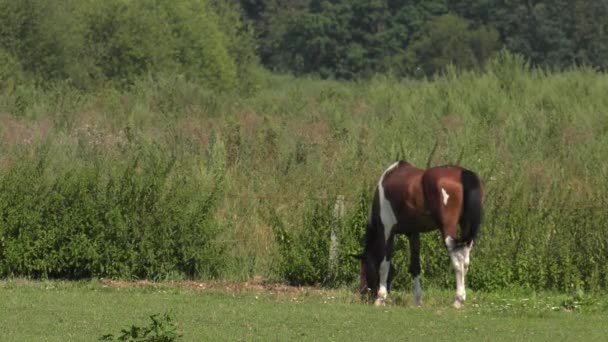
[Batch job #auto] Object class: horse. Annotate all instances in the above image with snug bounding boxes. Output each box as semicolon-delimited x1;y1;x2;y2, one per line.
353;160;483;308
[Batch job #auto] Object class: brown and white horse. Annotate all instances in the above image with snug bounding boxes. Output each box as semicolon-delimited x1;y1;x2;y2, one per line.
354;160;483;308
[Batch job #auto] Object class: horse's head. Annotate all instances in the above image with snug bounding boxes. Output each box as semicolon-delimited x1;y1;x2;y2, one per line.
352;252;396;296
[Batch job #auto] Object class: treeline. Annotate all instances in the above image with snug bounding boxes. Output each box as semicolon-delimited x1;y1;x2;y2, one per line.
2;0;606;88
0;0;259;91
241;0;608;78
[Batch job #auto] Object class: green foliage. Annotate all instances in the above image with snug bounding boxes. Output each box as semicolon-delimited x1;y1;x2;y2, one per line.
274;0;455;78
212;0;262;93
79;0;238;89
407;14;498;76
451;0;608;71
1;62;608;292
0;137;227;280
0;49;27;90
269;200;334;285
485;49;530;91
570;1;608;70
0;0;85;84
244;0;608;77
251;63;608;292
100;311;182;341
4;0;606;81
0;0;257;91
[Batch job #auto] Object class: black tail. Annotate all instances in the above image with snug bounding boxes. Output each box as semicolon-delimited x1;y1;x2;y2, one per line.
460;169;482;243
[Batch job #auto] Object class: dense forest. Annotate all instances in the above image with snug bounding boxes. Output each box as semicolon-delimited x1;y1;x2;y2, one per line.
242;0;608;78
1;0;607;90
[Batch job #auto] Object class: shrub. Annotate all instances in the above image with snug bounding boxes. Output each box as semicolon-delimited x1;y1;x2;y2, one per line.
0;139;227;280
100;311;182;341
0;0;257;91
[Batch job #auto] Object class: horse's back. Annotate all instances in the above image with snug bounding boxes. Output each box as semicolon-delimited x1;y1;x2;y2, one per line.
423;165;467;203
377;162;482;235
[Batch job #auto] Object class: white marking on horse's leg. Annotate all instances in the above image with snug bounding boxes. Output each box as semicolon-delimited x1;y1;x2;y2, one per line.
445;236;466;308
441;187;450;205
377;257;390;305
444;236;456;251
463;241;473;275
378;162;399;242
414;275;422;305
454;259;465;301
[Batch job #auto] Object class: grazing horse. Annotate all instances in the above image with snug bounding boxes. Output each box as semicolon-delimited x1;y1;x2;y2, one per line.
354;160;483;308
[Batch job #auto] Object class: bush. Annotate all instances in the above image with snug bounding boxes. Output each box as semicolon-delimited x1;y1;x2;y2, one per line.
0;49;27;90
0;0;257;91
0;0;85;85
100;311;182;341
269;191;368;287
269;201;334;286
0;139;227;280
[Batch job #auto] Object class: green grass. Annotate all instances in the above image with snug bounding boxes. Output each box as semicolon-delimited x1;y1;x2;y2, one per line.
1;280;607;341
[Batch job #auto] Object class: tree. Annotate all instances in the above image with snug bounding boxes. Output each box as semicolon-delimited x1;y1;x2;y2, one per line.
406;14;498;76
451;0;589;70
272;0;451;78
571;0;608;70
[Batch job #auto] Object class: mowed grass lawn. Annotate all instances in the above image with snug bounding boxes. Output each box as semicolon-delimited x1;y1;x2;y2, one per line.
1;280;607;341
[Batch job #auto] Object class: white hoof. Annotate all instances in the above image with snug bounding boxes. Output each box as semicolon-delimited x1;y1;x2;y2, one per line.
374;298;386;307
452;299;464;309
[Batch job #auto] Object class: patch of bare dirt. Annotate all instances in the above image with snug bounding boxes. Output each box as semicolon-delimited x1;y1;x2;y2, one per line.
99;277;332;295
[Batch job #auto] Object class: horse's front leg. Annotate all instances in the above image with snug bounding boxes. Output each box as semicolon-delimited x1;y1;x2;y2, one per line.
375;258;390;306
375;236;395;306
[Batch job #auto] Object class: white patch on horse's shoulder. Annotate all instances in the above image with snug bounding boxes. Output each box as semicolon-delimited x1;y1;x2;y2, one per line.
441;187;450;205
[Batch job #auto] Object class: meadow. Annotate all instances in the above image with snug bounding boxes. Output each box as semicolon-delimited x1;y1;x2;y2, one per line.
1;279;607;341
2;2;607;340
1;53;608;294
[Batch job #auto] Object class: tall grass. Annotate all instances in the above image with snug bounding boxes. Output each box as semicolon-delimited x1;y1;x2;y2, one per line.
1;54;607;291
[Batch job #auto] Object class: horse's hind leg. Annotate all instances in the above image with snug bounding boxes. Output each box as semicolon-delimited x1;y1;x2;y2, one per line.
444;234;473;309
408;233;422;305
